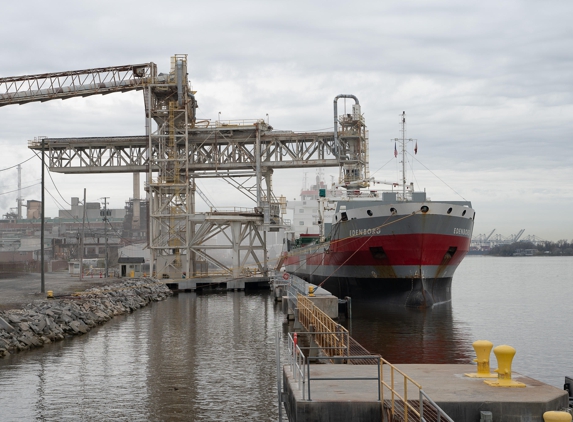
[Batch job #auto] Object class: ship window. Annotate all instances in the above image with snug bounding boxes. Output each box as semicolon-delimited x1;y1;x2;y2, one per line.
341;212;348;222
421;206;429;213
299;221;304;225
447;208;452;214
390;207;397;215
462;210;467;216
299;209;304;213
367;210;373;216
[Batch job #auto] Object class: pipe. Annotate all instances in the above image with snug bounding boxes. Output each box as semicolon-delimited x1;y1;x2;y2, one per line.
333;95;359;157
176;60;184;108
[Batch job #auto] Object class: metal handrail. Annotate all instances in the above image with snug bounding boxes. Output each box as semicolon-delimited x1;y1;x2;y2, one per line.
380;357;454;422
287;333;307;400
306;355;381;401
297;293;349;358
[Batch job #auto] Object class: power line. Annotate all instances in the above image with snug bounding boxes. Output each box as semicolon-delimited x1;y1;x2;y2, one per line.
0;182;41;196
31;150;72;207
0;155;35;172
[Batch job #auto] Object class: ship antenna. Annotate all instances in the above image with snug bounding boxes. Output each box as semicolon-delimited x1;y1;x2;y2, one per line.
401;111;406;199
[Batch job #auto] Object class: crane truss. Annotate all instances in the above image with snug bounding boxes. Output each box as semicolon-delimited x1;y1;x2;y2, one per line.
27;130;338;174
0;64;154;106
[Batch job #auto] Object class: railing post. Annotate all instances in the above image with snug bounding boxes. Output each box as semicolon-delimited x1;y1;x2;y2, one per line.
276;332;283;422
381;360;384;404
377;357;381;401
404;377;408;421
419;390;424;422
391;367;395;416
307;357;311;401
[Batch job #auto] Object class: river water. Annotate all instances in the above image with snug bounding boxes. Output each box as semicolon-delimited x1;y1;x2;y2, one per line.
0;256;571;421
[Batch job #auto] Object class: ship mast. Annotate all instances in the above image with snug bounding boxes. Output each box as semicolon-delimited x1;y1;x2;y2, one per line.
393;111;414;200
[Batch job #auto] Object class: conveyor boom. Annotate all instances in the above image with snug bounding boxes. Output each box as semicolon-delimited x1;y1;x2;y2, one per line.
0;63;155;107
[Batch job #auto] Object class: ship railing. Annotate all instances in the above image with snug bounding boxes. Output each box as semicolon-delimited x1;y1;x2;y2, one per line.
297;293;350;358
380;357;454;422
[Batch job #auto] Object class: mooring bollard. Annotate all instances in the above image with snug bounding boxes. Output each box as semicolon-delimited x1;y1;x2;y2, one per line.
308;286;315;297
47;291;53;299
543;411;572;422
484;345;526;387
465;340;497;378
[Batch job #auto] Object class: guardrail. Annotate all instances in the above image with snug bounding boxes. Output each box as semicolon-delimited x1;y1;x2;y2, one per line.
286;333;307;399
306;355;381;402
380;357;454;422
297;293;349;358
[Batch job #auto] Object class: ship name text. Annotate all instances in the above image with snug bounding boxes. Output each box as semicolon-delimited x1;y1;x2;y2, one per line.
453;228;471;236
349;228;381;237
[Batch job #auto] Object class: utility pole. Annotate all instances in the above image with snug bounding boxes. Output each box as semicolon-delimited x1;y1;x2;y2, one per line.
40;139;45;293
102;197;109;278
17;164;22;220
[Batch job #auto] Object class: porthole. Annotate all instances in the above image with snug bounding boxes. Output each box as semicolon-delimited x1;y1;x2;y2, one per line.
462;210;467;216
367;210;373;216
421;206;429;213
447;208;452;214
390;207;397;215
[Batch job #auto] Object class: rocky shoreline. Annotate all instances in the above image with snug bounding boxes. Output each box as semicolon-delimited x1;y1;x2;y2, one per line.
0;278;172;357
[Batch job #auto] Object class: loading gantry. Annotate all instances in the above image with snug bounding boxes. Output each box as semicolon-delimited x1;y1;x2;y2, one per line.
2;55;369;279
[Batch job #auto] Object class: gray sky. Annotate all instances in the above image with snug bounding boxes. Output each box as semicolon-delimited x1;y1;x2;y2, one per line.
1;0;572;241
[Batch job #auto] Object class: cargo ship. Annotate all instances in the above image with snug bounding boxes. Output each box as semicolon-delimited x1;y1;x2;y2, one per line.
283;109;474;307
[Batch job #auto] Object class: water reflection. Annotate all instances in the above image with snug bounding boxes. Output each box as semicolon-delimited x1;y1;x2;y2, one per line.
0;291;284;422
344;300;474;364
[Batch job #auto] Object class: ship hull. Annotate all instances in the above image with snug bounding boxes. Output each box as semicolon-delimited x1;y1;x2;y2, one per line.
300;273;452;307
284;201;474;307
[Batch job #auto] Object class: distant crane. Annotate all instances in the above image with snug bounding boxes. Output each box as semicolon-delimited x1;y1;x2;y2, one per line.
513;229;525;242
484;229;496;242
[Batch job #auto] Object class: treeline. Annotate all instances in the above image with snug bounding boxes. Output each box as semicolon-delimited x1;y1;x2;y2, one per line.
488;240;573;256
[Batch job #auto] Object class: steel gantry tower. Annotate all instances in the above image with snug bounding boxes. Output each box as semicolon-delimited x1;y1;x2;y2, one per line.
2;55;370;279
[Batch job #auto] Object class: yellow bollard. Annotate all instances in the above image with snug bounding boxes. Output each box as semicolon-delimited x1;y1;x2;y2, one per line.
308;286;315;297
47;291;54;299
484;345;526;388
543;411;572;422
464;340;497;378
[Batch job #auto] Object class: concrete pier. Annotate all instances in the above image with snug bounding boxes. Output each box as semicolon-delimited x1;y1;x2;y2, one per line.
166;275;269;292
283;364;568;422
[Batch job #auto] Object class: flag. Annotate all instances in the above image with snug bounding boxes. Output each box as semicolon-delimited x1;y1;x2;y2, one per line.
394;142;397;158
414;141;418;155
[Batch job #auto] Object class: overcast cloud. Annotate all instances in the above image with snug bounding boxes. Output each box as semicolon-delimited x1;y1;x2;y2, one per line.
1;0;572;241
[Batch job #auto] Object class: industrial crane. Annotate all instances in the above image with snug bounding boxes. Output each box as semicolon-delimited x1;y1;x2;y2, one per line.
1;55;367;279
